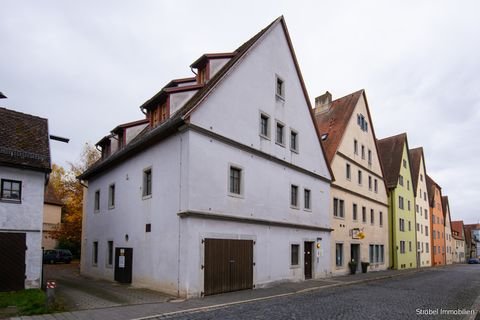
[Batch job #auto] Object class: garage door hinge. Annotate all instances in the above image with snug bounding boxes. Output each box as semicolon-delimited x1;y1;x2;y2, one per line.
201;264;204;270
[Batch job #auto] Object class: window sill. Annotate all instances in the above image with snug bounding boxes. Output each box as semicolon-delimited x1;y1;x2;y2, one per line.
259;134;271;141
94;210;100;214
290;148;299;154
275;141;286;148
290;264;301;269
290;206;300;210
108;206;115;210
303;208;312;213
142;194;152;200
333;216;345;220
228;193;244;199
0;199;22;204
275;94;285;102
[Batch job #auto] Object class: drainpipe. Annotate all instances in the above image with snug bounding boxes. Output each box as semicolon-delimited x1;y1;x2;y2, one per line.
390;190;395;269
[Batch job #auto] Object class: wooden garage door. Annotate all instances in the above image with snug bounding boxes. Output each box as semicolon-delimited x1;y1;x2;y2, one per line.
0;233;26;291
204;238;253;296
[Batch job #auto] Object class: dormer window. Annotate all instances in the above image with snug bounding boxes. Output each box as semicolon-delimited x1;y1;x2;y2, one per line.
151;100;169;127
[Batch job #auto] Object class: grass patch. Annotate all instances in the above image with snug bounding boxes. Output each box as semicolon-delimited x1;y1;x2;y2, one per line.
0;289;49;316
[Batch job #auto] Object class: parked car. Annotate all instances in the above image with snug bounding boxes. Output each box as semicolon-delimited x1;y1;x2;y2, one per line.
43;249;73;264
467;258;479;264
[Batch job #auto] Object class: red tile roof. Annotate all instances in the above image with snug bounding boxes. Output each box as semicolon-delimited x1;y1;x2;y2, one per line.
426;174;441;207
377;133;409;189
314;90;363;164
451;220;465;241
0;107;51;172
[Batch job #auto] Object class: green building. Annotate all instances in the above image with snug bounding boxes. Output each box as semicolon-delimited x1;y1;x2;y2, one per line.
378;133;417;269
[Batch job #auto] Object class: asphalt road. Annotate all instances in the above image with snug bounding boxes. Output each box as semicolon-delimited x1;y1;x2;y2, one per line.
157;265;480;320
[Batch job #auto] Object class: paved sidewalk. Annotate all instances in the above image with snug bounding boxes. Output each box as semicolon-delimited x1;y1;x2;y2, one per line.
9;267;430;320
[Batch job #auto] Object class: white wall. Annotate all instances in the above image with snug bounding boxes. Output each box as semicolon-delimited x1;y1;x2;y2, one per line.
0;166;45;288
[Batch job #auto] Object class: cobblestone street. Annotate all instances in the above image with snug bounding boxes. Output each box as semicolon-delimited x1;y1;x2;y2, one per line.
152;265;480;320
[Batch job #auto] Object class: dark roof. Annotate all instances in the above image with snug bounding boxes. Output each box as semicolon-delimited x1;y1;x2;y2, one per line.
426;174;441;207
451;220;464;241
442;195;449;220
0;107;51;172
44;183;63;206
377;133;410;189
79;16;333;181
190;52;236;68
409;147;425;188
315;90;363;164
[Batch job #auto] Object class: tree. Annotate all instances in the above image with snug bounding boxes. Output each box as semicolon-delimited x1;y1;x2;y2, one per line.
48;143;100;257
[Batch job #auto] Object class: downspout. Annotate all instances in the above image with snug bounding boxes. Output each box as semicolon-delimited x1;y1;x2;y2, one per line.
176;134;183;297
390;189;395;270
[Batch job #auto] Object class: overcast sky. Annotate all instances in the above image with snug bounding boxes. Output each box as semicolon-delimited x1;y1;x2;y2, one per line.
1;0;479;224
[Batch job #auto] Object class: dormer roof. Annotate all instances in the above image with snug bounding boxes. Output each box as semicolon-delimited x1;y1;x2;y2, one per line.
190;52;236;69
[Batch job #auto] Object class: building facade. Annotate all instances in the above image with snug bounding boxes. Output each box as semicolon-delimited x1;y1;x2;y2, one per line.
409;147;431;267
442;196;454;265
0;107;51;291
314;90;389;275
451;220;465;263
42;183;63;250
79;17;333;298
427;175;445;266
378;133;417;269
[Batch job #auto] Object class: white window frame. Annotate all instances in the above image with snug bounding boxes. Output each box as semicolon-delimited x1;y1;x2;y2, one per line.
275;120;285;147
108;183;115;209
94;189;100;212
290;128;299;153
275;74;285;100
142;167;152;199
303;188;311;211
228;164;244;198
259;111;270;139
290;184;299;209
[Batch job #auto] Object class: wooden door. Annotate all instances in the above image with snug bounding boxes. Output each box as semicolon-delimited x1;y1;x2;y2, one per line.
0;233;26;291
204;239;253;296
114;247;133;284
304;241;313;279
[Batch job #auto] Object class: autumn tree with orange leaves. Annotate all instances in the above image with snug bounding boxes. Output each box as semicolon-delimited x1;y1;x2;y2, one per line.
48;143;99;256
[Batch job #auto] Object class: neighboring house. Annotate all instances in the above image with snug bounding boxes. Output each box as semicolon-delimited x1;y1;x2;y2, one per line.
442;196;454;264
0;107;51;291
42;183;62;250
464;224;480;258
377;133;417;269
314;90;389;275
426;175;445;266
451;220;465;263
409;147;431;267
78;17;333;298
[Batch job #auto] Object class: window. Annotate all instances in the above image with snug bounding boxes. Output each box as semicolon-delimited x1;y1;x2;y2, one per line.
426;242;429;253
420;174;423;181
403;159;407;168
291;244;299;266
346;163;351;180
260;113;270;138
380;245;384;263
425;209;428;219
370;209;374;224
229;167;242;195
368;149;372;165
336;243;343;266
291;185;298;207
94;190;100;212
424;192;427;201
408;221;411;231
379;211;383;226
425;226;429;236
107;241;114;267
407;180;410;190
145;223;151;232
353;204;358;221
399;175;404;186
0;179;22;201
399;218;405;231
143;168;152;197
361;145;365;159
333;198;344;218
358;170;362;185
290;130;298;152
304;189;311;210
276;75;285;99
369;245;375;263
108;184;115;209
362;206;366;223
368;176;372;190
416;204;419;213
276;122;285;145
417;223;420;232
93;241;98;265
357;114;368;132
408;200;411;211
354;139;358;154
409;241;412;252
398;196;404;209
433;231;436;239
374;179;378;193
400;241;406;254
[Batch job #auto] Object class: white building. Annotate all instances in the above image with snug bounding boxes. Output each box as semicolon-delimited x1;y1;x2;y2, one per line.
0;107;51;291
79;17;333;298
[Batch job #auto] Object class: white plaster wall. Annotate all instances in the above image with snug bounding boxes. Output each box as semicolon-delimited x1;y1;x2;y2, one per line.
170;90;199;115
0;166;45;288
125;124;148;145
415;157;431;267
179;218;331;297
445;211;453;264
189;22;331;180
209;58;230;78
82;133;186;296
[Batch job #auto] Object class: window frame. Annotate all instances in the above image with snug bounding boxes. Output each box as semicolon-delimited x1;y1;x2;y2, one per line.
335;243;344;267
290;243;300;266
228;165;244;197
303;188;311;211
94;189;100;212
259;112;270;139
0;179;22;202
275;75;285;100
108;183;115;209
142;167;152;198
275;121;285;146
346;163;351;180
92;241;99;266
106;240;114;267
290;129;299;153
290;184;299;208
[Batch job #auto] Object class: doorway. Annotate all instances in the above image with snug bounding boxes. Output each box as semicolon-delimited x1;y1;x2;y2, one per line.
350;244;360;271
114;247;133;284
304;241;313;279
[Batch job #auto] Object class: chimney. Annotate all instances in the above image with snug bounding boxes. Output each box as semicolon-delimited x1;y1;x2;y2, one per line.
314;91;332;114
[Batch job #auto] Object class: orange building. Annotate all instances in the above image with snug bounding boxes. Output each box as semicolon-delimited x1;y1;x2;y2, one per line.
426;175;445;265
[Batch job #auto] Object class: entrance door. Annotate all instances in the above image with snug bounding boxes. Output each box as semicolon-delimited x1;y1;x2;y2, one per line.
114;248;133;284
204;239;253;296
350;244;360;271
0;233;26;291
304;241;313;279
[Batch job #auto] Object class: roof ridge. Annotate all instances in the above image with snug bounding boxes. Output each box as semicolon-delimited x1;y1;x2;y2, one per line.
0;107;48;121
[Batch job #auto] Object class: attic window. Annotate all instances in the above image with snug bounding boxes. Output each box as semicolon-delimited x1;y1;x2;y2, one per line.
276;75;285;100
357;114;368;132
321;133;328;141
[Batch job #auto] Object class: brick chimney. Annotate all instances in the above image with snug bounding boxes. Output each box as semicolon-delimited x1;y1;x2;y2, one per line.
314;91;332;114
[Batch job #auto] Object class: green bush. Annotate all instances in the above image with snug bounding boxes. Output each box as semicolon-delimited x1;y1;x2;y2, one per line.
0;289;47;315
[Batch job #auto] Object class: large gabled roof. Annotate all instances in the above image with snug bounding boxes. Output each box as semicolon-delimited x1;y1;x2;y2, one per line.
79;16;333;181
0;107;51;172
377;133;411;190
442;195;452;228
426;174;441;207
451;220;465;240
409;147;426;188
